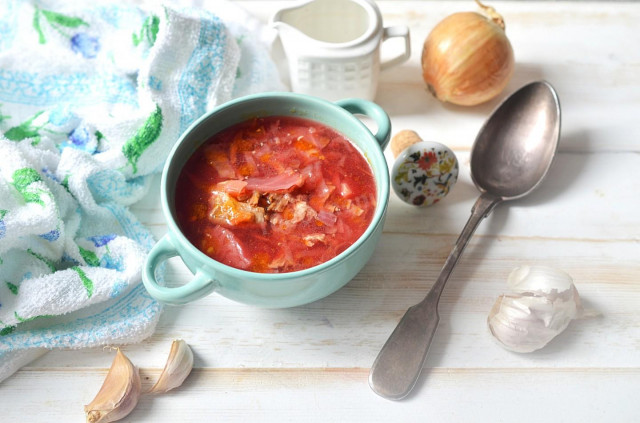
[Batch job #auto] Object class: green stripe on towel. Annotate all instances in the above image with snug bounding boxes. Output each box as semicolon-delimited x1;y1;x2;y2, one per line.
71;266;94;298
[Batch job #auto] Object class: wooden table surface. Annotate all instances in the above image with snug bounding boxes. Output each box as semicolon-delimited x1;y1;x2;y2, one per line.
2;1;639;422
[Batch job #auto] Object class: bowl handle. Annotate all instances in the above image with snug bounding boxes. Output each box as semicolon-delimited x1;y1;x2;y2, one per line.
142;234;218;305
335;98;391;151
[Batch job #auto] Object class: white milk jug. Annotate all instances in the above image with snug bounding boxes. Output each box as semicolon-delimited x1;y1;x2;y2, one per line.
271;0;410;101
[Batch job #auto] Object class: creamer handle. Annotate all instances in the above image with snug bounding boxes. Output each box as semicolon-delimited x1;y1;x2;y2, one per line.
381;26;411;71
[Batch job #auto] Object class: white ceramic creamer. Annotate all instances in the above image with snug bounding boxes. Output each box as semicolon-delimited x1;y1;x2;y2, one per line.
271;0;410;101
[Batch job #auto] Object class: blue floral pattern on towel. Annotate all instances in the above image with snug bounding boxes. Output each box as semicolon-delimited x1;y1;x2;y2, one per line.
70;33;100;58
33;7;102;59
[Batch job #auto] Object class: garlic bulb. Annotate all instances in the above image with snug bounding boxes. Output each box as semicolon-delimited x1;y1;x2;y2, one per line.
488;265;584;353
85;348;141;423
147;339;194;394
421;0;514;106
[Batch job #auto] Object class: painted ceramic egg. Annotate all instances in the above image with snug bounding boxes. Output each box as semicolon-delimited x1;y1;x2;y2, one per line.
391;141;459;206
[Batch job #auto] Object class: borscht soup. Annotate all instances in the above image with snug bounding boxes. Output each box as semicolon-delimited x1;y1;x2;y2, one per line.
174;116;377;273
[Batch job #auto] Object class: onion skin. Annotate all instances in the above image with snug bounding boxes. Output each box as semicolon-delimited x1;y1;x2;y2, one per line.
421;11;514;106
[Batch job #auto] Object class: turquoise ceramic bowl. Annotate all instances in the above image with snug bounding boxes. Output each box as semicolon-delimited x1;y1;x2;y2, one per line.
142;92;391;308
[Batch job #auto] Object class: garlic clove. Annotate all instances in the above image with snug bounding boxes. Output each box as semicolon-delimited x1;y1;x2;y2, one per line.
508;265;575;297
147;339;194;394
488;294;579;353
85;348;141;423
488;265;584;353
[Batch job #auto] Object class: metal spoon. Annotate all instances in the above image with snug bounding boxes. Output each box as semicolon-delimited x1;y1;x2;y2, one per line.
369;81;561;400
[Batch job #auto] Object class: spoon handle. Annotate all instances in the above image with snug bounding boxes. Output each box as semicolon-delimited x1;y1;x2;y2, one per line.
369;193;502;400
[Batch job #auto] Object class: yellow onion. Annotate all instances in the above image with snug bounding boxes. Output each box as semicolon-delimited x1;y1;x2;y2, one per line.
421;0;514;106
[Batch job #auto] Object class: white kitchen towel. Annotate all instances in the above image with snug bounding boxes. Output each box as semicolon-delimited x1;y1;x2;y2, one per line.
0;0;285;382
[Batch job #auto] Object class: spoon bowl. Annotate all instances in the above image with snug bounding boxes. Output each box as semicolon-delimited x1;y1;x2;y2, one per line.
369;81;561;400
471;81;561;199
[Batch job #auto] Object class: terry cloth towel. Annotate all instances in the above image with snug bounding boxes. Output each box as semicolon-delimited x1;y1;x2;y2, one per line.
0;0;285;382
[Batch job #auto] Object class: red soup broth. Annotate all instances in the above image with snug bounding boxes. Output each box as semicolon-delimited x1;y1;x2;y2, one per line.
174;116;377;273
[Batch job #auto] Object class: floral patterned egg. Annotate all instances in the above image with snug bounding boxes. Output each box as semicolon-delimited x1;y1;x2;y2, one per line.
391;141;459;206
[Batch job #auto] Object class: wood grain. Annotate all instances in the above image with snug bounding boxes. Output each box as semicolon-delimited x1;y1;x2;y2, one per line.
6;367;640;422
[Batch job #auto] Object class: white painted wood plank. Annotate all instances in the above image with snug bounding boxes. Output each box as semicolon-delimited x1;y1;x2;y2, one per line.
2;367;638;423
382;151;640;240
368;1;640;153
133;151;640;242
28;228;640;370
209;1;640;153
